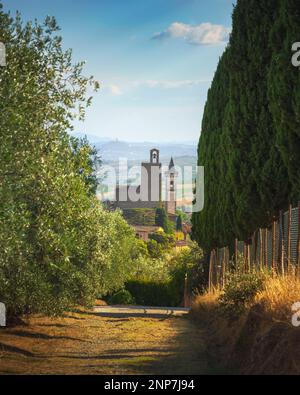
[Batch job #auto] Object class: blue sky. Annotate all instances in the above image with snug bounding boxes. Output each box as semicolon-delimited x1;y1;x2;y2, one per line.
3;0;235;142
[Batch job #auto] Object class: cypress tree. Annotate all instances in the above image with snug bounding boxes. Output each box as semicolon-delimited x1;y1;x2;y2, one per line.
192;0;298;253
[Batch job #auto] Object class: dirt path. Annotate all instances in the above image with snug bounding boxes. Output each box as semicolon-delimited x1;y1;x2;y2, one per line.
0;306;219;375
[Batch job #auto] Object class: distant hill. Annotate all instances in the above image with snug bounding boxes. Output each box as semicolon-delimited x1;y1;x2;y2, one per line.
70;132;112;145
69;133;197;162
97;140;197;162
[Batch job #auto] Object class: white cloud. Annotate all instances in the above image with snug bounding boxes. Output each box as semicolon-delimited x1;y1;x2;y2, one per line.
153;22;230;46
104;79;211;97
142;79;211;89
109;84;123;96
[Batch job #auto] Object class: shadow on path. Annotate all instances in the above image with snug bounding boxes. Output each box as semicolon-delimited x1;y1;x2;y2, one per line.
0;342;34;357
84;306;190;320
8;330;85;342
89;306;228;375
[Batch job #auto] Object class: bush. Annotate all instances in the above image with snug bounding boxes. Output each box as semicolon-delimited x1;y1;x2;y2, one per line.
125;242;204;308
146;230;175;259
147;239;163;259
149;231;175;247
219;273;265;316
126;280;181;307
109;289;135;305
131;256;170;283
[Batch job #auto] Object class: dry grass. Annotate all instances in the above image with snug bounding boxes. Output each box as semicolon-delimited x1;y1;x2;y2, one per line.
191;274;300;375
192;274;300;324
0;307;210;375
191;289;220;319
94;299;108;307
256;275;300;322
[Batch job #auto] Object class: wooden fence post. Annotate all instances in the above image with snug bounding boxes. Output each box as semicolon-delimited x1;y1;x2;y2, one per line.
259;229;263;271
252;232;257;270
278;211;282;274
264;229;268;270
234;238;238;269
272;219;276;273
215;249;219;288
243;242;247;273
297;202;300;276
247;243;251;273
287;204;292;273
209;251;213;292
213;252;219;288
280;210;285;276
221;248;226;288
226;246;230;285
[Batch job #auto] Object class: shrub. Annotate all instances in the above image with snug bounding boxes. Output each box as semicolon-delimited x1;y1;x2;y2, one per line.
131;256;170;283
126;280;181;307
109;290;135;305
167;242;204;295
149;230;175;248
126;242;204;308
147;239;164;259
219;273;265;316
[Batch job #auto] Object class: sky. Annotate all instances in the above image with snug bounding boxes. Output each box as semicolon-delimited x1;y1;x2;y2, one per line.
3;0;235;143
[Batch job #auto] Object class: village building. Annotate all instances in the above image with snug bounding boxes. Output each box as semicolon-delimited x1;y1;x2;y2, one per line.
134;225;161;241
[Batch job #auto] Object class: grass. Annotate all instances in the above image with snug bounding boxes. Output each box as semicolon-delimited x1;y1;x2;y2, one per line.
191;274;300;375
192;274;300;323
0;306;214;375
256;275;300;322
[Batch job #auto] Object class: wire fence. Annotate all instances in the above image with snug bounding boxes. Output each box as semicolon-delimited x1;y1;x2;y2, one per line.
208;203;300;291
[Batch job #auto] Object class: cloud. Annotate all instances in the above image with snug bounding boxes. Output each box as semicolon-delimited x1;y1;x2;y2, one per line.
153;22;230;45
104;79;211;97
142;79;211;89
109;84;123;96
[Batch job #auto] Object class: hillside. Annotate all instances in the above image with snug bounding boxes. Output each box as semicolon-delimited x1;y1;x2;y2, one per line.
95;140;197;162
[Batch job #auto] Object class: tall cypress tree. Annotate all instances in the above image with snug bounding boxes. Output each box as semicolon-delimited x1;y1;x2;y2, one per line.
268;0;300;205
192;0;298;253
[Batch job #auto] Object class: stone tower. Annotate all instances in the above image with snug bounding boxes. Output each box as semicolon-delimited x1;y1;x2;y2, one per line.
165;157;178;215
140;148;162;206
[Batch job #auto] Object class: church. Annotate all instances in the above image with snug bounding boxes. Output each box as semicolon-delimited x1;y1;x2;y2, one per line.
115;148;178;218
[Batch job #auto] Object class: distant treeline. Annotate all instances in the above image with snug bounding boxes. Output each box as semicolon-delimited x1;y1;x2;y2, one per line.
192;0;300;252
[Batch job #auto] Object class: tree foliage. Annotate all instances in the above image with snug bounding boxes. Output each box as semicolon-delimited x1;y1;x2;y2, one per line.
192;0;300;252
0;4;141;317
155;207;173;234
176;215;182;232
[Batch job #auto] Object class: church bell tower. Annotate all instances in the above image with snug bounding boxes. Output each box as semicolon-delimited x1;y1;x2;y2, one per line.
140;148;162;206
165;157;178;215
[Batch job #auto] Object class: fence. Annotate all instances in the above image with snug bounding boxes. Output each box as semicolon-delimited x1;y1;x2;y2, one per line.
208;203;300;291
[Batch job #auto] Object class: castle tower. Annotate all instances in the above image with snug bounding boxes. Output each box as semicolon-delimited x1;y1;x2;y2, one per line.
165;157;178;215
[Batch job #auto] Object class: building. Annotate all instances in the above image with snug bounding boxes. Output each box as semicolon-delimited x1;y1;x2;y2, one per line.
134;225;161;241
115;149;177;217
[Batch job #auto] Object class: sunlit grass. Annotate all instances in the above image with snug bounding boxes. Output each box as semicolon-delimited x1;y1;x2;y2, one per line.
256;274;300;322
